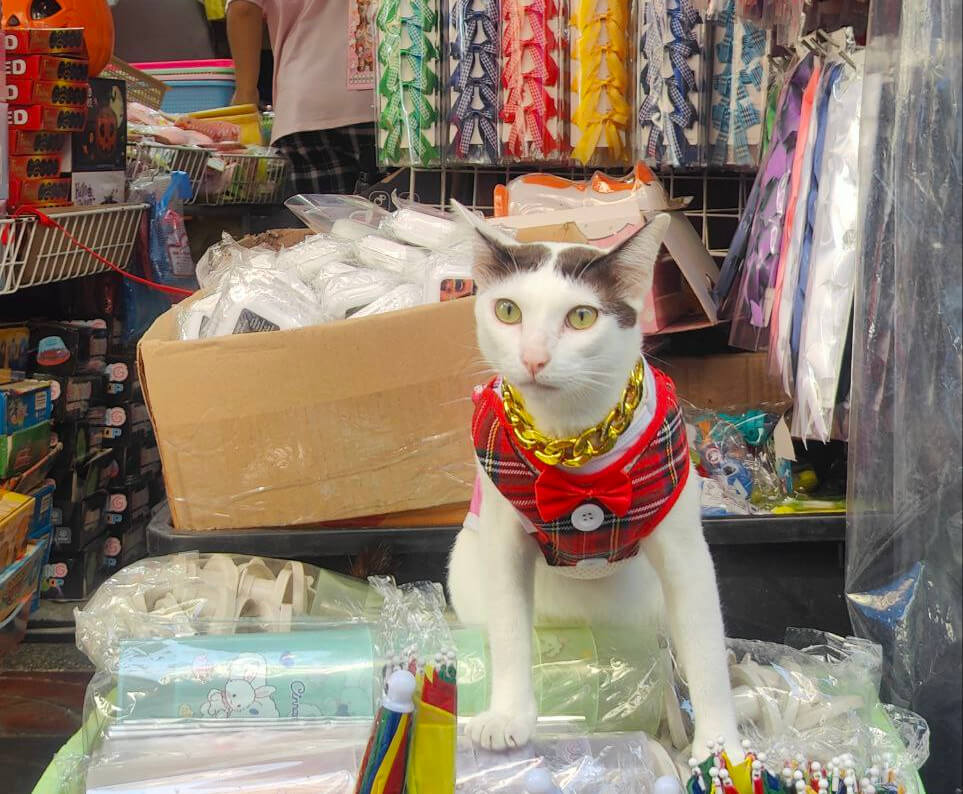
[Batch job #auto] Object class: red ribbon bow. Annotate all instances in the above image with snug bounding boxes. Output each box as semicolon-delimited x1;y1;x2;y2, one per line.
534;466;633;523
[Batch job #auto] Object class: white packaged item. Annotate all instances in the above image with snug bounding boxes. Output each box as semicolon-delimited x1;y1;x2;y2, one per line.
204;267;324;338
317;268;405;321
352;283;424;318
356;234;430;280
423;244;475;303
274;235;355;282
382;207;464;251
310;262;362;297
176;293;221;341
792;59;863;442
284;194;391;235
195;233;275;290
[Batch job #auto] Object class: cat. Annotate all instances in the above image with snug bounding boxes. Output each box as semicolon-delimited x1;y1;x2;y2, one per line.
447;204;742;758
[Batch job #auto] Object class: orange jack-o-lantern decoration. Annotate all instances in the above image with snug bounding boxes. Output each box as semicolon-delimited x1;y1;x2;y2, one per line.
95;105;117;153
4;0;115;77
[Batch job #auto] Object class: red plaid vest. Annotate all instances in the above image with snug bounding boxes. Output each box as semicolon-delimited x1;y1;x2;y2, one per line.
471;367;690;571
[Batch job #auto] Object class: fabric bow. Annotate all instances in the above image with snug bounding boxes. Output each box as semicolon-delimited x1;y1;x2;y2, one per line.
534;466;633;523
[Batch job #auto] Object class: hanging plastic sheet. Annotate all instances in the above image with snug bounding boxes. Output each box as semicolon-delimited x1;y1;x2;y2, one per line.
846;0;962;792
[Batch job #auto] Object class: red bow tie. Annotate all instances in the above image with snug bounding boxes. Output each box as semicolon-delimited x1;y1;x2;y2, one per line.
534;466;633;523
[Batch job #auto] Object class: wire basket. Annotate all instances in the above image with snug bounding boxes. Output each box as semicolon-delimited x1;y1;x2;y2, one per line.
101;57;168;110
126;141;210;202
200;151;288;205
0;204;146;295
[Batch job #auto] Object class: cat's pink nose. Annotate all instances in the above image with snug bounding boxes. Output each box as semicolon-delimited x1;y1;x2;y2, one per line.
522;353;550;377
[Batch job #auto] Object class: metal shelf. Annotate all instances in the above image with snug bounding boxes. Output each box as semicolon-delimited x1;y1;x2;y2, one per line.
0;203;146;296
147;512;846;558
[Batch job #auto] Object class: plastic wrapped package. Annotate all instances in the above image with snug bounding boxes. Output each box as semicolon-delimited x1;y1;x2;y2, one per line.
83;722;660;794
446;0;500;164
284;194;391;236
791;55;863;442
726;52;816;350
128;170;195;290
569;0;634;167
317;268;408;321
201;265;325;338
176;292;220;340
846;0;962;789
637;0;706;167
493;165;677;216
705;0;769;167
423;243;475;303
499;0;567;161
683;402;794;516
353;283;425;318
380;201;468;251
375;0;442;166
356;234;431;279
274;234;357;282
194;232;274;290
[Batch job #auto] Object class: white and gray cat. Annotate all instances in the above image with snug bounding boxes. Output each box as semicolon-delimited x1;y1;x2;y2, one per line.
447;205;741;758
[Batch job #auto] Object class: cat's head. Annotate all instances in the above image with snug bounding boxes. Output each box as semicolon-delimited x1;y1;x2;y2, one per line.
455;202;670;425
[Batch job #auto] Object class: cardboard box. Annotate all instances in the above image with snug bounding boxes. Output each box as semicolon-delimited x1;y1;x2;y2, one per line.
0;325;29;370
9;176;71;208
0;420;51;478
0;539;47;619
0;489;34;568
100;521;147;576
6;79;88;107
42;538;99;600
7;103;85;132
27;480;56;534
3;28;86;56
8;153;63;180
71;170;125;206
104;480;150;533
87;402;152;449
30;321;106;375
139;297;482;531
4;54;88;83
0;379;53;435
31;372;102;421
8;130;67;156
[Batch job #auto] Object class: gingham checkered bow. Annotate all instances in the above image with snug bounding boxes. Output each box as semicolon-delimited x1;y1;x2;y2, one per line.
501;0;561;158
448;0;500;162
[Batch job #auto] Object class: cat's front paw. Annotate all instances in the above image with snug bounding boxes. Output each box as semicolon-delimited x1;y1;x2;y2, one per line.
468;707;536;751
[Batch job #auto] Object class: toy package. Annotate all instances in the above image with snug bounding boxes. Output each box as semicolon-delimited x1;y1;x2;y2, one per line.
129;171;195;290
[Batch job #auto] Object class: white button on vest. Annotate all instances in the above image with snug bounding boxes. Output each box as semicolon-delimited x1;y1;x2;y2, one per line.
570;503;604;531
575;557;609;572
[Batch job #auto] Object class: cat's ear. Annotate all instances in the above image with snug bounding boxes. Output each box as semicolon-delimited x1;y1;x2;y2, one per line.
597;213;671;301
450;199;522;288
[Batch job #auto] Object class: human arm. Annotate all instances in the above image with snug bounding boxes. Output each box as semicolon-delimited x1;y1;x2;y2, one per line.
226;0;264;107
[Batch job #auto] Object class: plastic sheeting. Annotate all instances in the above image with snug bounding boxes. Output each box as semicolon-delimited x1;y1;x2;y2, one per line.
845;0;962;791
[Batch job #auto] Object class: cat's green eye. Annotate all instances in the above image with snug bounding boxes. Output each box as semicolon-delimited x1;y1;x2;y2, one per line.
495;299;522;324
566;305;598;330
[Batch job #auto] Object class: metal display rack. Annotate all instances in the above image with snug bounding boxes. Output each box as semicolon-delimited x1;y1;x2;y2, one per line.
0;203;146;296
370;165;755;259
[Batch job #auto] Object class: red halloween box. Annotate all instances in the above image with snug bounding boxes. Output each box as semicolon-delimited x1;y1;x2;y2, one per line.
7;103;86;132
4;54;88;82
3;27;86;56
6;78;88;108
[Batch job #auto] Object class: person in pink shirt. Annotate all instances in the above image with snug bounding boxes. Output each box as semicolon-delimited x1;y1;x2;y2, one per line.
227;0;378;194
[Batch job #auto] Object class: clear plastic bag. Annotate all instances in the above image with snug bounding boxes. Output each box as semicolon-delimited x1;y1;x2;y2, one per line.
201;264;324;338
317;268;408;321
284;194;391;236
129;170;195;290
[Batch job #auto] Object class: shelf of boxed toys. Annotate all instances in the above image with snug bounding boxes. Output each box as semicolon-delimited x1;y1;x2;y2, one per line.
0;204;146;297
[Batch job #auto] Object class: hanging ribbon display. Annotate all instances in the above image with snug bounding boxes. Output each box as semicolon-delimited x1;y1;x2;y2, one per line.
500;0;563;160
708;0;767;166
637;0;704;166
569;0;632;165
376;0;441;166
447;0;500;163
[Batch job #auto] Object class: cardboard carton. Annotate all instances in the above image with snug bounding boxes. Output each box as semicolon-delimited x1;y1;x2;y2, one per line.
139;296;482;531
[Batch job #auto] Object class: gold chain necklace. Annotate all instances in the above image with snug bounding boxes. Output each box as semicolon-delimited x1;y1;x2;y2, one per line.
501;360;647;468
